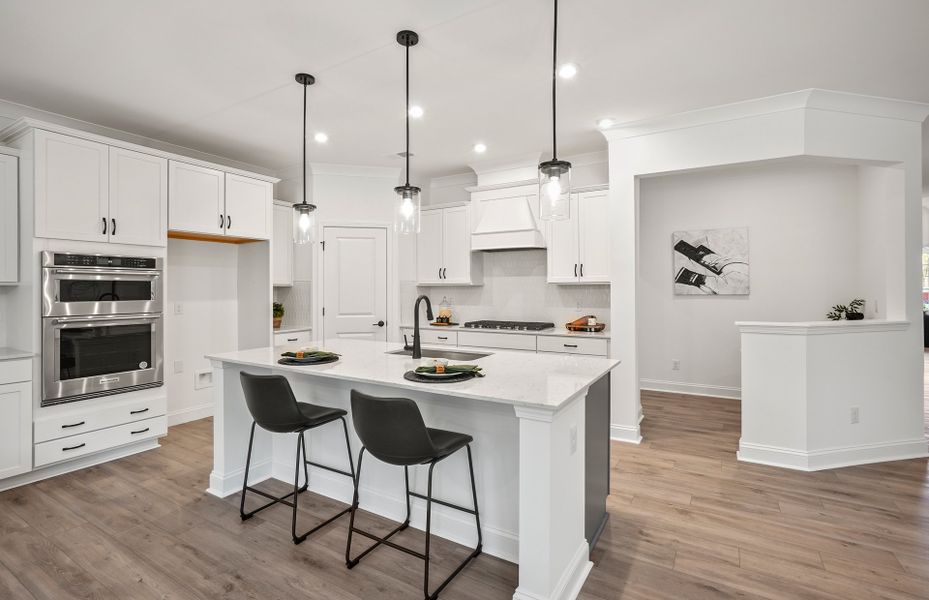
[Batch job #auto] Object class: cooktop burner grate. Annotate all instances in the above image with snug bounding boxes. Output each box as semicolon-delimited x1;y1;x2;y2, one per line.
462;320;555;331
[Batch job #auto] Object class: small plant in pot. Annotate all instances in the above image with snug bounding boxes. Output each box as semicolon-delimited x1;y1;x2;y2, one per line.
273;302;285;329
826;298;865;321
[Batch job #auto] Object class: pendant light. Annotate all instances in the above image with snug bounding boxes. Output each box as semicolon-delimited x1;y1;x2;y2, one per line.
539;0;571;221
293;72;318;244
394;29;421;235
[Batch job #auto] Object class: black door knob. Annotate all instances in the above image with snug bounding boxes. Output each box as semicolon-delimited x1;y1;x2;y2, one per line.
372;320;385;327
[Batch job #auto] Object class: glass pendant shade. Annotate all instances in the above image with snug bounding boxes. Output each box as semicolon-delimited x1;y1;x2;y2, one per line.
394;184;421;234
293;202;316;244
539;159;571;220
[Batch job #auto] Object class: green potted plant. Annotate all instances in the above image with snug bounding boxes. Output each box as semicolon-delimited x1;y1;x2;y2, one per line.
273;302;285;329
826;298;865;321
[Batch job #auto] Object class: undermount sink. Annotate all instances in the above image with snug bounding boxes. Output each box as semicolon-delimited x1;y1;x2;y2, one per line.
388;348;492;361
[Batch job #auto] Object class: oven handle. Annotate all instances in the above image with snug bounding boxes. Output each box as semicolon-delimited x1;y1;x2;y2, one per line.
53;268;162;277
49;314;162;326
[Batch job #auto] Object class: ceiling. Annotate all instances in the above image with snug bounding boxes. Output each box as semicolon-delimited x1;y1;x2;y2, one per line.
1;0;928;189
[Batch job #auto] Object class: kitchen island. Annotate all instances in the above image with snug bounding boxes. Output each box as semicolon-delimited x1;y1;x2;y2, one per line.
206;338;618;600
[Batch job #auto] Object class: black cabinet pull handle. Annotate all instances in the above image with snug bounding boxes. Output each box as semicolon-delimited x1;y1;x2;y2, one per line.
563;343;578;348
220;213;225;228
438;336;448;340
580;263;584;277
438;267;441;280
442;268;447;279
61;421;85;429
131;427;150;435
102;218;107;235
287;337;298;342
574;263;577;277
130;408;149;415
63;443;86;452
112;218;116;236
227;215;231;229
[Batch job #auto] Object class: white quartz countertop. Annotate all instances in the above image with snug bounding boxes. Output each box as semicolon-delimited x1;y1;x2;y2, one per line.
0;347;33;361
206;338;618;411
398;323;611;339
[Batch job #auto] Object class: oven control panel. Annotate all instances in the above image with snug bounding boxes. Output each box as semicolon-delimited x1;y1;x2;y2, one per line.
51;253;158;269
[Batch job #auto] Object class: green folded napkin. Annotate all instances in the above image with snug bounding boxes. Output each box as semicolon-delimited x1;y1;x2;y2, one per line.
280;351;340;359
415;364;485;377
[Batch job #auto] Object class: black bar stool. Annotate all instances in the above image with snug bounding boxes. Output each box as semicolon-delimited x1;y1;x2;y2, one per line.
345;389;482;600
239;371;355;544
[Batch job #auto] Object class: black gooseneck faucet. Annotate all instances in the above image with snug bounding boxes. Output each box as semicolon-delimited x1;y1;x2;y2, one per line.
411;295;434;359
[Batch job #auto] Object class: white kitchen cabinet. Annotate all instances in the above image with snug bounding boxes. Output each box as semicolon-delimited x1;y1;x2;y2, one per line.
109;147;168;246
168;160;225;236
0;359;32;480
546;189;610;284
399;327;457;346
0;152;18;283
274;329;311;347
416;205;482;286
272;201;294;286
225;173;272;240
34;129;109;243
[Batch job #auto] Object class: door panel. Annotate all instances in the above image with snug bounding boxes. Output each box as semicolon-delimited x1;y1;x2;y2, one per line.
578;191;610;283
441;205;471;283
323;227;388;341
168;161;224;235
109;147;167;247
225;173;272;240
545;194;579;283
416;209;443;284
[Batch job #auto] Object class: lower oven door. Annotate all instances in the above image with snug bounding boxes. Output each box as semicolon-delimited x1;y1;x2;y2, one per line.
43;313;164;405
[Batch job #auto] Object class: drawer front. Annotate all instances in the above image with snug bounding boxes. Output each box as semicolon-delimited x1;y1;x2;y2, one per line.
34;394;167;443
34;415;166;468
458;331;537;351
538;336;609;356
0;358;32;385
401;329;458;346
274;330;311;347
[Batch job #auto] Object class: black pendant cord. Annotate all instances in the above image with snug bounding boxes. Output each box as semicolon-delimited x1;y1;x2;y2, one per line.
404;41;411;187
551;0;558;162
302;81;308;206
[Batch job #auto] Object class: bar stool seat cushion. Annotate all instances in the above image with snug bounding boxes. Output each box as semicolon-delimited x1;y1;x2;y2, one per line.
425;428;473;461
298;403;347;429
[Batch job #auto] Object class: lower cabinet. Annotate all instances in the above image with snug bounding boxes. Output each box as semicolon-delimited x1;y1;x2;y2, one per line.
274;329;312;347
0;359;32;480
34;415;167;468
400;328;610;356
399;328;457;346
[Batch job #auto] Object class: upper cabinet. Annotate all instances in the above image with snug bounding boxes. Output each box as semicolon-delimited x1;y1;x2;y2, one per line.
168;162;271;241
546;189;610;284
416;204;483;286
109;147;168;246
0;151;18;283
272;201;294;286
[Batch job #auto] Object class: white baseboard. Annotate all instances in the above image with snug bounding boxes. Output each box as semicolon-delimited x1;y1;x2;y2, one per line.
0;439;160;493
513;539;592;600
738;437;929;471
610;423;642;444
268;460;518;563
640;379;741;400
206;458;272;498
168;402;213;427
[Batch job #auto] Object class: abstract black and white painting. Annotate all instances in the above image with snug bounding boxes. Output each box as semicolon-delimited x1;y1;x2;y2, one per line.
672;227;749;295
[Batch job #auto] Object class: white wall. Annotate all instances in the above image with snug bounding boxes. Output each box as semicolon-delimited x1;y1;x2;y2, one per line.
165;239;239;425
637;160;862;397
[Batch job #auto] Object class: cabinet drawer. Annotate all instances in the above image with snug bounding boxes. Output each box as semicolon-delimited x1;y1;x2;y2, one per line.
538;336;609;356
34;415;166;468
34;394;167;443
401;328;457;346
0;358;32;385
274;330;311;347
458;331;536;351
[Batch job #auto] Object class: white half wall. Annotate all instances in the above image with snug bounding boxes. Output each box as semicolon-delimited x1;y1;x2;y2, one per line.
638;160;862;397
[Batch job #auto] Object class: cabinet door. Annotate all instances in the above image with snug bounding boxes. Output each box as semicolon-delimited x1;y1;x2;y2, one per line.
441;205;473;283
34;130;109;242
0;154;17;283
546;194;579;283
578;190;610;283
416;209;444;284
109;147;168;247
0;381;32;480
168;161;224;235
272;203;294;286
225;173;272;240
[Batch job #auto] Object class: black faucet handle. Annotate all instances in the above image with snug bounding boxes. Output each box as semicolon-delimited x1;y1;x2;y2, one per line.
403;334;411;350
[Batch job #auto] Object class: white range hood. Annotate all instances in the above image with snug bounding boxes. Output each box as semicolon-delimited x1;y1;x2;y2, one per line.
468;155;546;251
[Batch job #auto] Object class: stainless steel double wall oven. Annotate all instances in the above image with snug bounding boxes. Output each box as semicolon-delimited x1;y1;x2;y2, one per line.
41;252;164;406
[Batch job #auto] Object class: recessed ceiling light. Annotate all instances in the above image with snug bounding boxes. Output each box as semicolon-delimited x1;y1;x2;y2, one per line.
314;132;328;143
558;63;578;79
409;105;424;118
596;118;614;130
473;143;487;154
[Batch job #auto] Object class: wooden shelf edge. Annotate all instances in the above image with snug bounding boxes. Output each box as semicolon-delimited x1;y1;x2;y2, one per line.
167;230;263;245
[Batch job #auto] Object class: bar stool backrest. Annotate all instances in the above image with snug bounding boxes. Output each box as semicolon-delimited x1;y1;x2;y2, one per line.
350;390;436;465
240;372;308;433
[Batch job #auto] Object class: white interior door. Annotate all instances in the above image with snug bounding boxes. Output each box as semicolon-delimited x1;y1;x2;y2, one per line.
323;226;388;341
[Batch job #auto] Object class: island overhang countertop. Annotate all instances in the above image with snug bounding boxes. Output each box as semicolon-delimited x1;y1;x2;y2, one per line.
206;337;619;411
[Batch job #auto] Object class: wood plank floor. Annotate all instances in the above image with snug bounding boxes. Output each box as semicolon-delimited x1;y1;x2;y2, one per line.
1;365;927;599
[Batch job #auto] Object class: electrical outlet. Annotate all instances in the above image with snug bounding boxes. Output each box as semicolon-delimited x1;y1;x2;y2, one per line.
174;302;184;315
850;406;860;424
569;425;578;455
672;359;681;371
174;360;184;374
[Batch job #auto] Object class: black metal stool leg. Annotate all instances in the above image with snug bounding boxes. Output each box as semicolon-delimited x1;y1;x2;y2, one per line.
293;432;307;543
423;460;437;600
239;421;257;520
467;445;483;554
345;447;365;567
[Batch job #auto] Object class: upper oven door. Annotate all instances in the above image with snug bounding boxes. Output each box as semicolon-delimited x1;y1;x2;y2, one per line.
42;267;163;317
